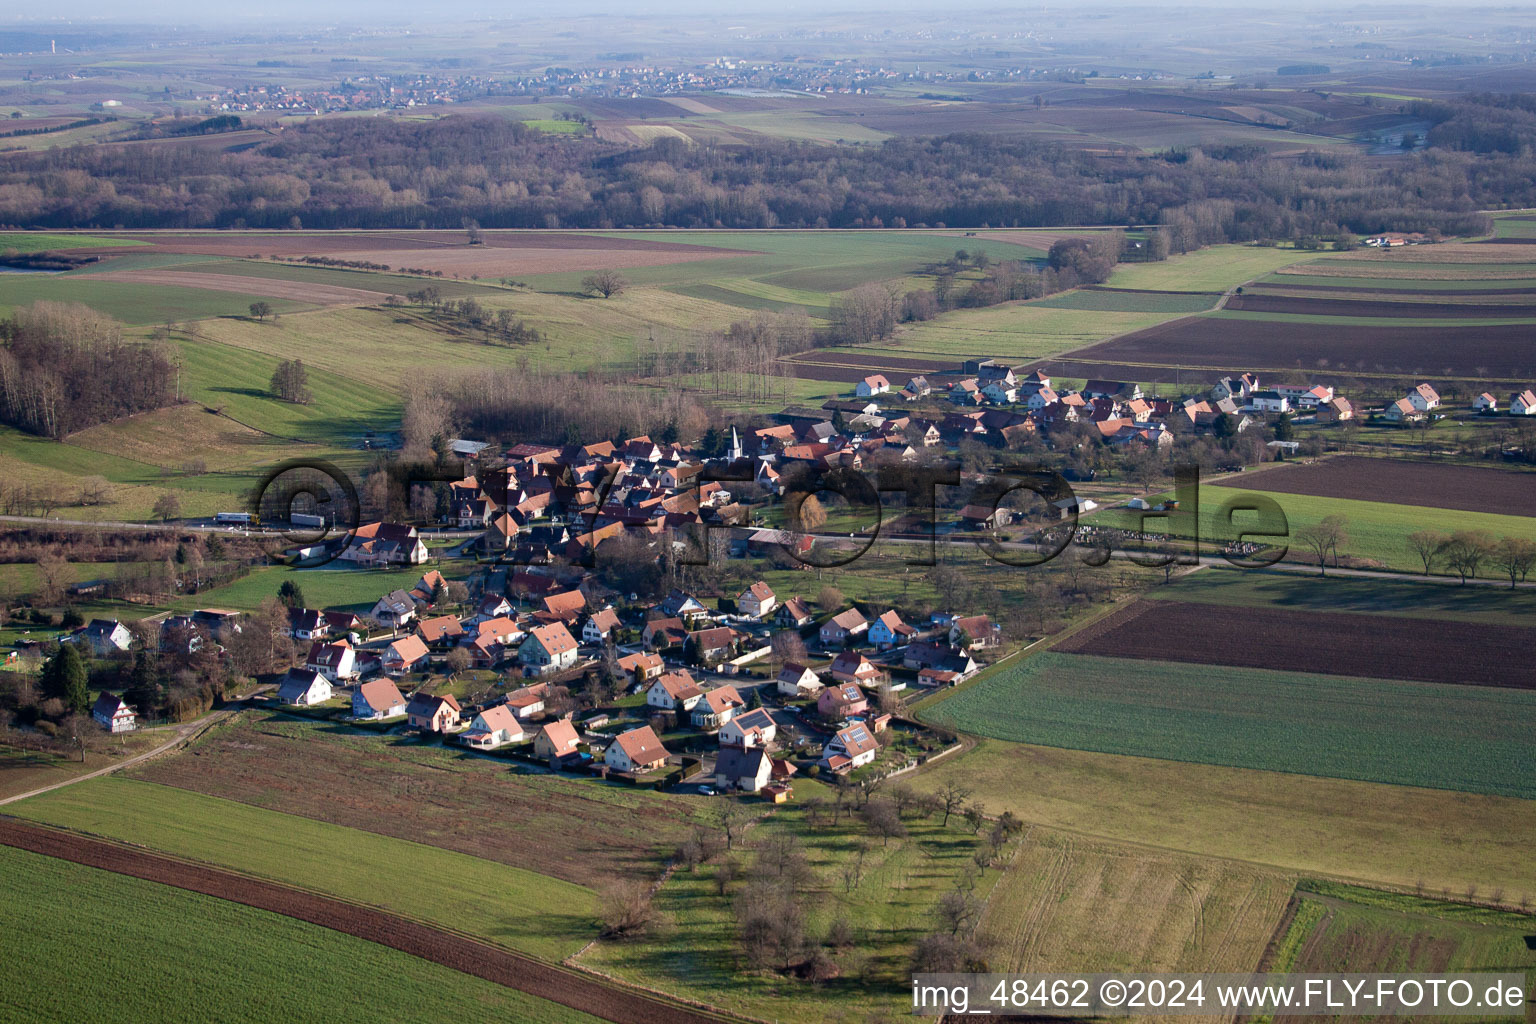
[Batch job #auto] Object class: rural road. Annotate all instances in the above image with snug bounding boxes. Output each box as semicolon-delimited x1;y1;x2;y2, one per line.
0;708;233;808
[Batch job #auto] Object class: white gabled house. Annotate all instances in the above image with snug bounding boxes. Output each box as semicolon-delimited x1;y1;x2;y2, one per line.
90;693;136;733
819;722;879;773
719;707;777;749
462;705;527;750
647;671;704;712
307;641;358;683
581;607;621;645
73;619;133;656
371;590;418;630
1406;383;1440;412
276;668;332;706
1512;389;1536;416
604;725;669;773
776;662;823;697
1473;392;1500;413
737;581;777;620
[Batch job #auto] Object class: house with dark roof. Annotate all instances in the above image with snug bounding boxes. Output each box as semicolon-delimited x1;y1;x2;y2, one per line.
406;691;461;733
715;746;773;792
276;668;332;706
91;693;136;733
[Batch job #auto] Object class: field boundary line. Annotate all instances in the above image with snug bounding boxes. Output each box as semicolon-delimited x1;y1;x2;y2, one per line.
0;817;753;1024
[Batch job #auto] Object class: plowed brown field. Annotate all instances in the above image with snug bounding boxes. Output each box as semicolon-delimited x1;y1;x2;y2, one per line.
1238;456;1536;517
1055;600;1536;688
1075;316;1536;377
1225;293;1536;319
0;818;737;1024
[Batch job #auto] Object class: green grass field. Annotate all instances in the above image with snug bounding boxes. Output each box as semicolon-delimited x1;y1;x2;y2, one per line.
923;651;1536;798
905;738;1536;899
1278;879;1536;978
0;845;602;1024
0;274;310;324
0;232;145;253
163;562;466;614
10;777;599;960
1107;246;1324;291
1088;485;1536;573
1031;288;1220;313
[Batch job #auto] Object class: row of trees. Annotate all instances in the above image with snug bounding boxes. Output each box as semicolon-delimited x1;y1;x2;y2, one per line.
0;116;1506;236
1408;529;1536;586
0;302;178;437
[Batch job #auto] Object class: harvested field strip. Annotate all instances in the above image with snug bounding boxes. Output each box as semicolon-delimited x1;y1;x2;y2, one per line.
1055;600;1536;690
1274;262;1536;281
922;651;1536;798
980;828;1294;975
1073;316;1536;378
91;269;384;306
84;230;752;256
0;845;603;1024
12;776;598;960
1225;293;1536;319
1209;309;1536;327
1249;279;1536;297
0;819;737;1024
1235;456;1536;518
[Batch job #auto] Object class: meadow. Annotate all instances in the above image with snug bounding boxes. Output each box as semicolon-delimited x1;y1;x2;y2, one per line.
0;232;145;253
9;775;600;961
0;845;605;1024
575;789;1007;1024
904;740;1536;899
922;651;1536;798
1274;880;1536;979
1088;485;1536;573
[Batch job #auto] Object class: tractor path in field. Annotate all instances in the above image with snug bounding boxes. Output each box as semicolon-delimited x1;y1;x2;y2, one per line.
0;818;744;1024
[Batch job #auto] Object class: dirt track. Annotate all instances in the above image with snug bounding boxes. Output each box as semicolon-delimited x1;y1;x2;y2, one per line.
0;818;736;1024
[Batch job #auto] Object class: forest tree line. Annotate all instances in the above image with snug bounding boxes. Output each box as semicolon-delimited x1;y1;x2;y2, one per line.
0;302;178;438
0;111;1516;238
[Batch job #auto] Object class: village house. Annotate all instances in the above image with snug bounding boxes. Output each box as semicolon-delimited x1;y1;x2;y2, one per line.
1383;398;1425;424
1473;392;1500;413
1406;383;1441;412
534;718;582;761
818;680;870;719
659;589;710;621
383;635;431;677
900;376;932;401
415;615;465;648
719;706;778;749
90;693;136;733
1246;390;1291;415
776;662;823;697
687;626;738;665
949;614;1000;649
715;746;774;792
776;598;815;629
406;691;461;733
1512;389;1536;416
819;608;869;647
856;374;890;397
917;667;960;688
191;609;243;642
737;581;777;620
307;640;358;682
958;504;1011;531
471;595;514;623
72;619;133;657
371;590;418;630
339;522;428;566
276;668;332;706
518;622;579;676
642;616;689;649
352;679;407;720
604;725;670;774
461;705;527;750
617;651;664;684
647;670;704;712
820;722;879;773
1317;397;1354;423
539;589;588;624
409;570;447;605
504;683;549;719
868;610;917;649
828;651;883;687
581;607;622;644
285;608;329;642
692;685;745;730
